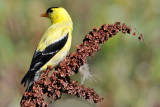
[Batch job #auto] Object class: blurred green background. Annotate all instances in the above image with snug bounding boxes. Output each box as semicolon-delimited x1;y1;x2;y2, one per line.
0;0;160;107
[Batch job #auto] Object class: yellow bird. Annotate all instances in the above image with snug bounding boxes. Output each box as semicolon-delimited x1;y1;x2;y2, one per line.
21;7;73;94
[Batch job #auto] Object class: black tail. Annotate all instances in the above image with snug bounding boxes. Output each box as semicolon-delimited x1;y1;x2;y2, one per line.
21;71;33;87
21;82;34;102
21;71;36;103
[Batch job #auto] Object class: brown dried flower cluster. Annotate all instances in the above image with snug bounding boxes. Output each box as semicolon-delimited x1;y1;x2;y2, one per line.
20;22;143;107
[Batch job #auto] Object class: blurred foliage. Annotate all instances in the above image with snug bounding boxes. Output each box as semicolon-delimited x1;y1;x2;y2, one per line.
0;0;160;107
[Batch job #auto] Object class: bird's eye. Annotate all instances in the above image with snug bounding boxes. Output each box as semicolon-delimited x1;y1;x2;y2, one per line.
48;9;53;13
46;8;53;15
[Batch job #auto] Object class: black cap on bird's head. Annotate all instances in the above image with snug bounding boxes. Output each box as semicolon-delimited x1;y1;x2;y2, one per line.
41;7;59;17
46;7;59;15
40;7;72;24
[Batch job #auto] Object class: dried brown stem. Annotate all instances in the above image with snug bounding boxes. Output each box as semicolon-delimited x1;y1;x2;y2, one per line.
20;22;143;107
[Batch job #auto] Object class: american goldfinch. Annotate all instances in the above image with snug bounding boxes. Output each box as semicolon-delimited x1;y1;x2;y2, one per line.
21;7;73;94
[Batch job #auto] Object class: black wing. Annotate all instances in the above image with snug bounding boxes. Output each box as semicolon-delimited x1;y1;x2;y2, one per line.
21;33;68;85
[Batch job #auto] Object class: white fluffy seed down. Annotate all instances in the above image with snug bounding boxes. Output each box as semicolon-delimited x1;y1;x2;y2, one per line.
79;63;96;84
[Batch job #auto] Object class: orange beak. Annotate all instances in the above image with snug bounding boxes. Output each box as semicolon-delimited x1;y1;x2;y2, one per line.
40;12;48;17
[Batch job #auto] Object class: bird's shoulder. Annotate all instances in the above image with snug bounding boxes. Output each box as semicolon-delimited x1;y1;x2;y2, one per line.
37;23;71;51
